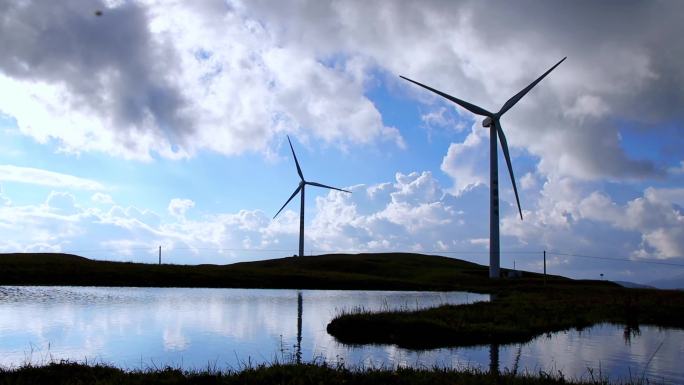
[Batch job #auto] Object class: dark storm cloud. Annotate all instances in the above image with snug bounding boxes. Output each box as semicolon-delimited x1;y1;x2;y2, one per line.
0;0;190;148
469;0;684;122
467;0;684;178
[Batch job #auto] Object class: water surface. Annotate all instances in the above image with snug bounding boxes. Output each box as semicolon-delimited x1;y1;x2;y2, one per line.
0;286;681;384
0;286;483;367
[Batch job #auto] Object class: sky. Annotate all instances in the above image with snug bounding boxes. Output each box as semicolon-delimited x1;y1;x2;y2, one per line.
0;0;682;285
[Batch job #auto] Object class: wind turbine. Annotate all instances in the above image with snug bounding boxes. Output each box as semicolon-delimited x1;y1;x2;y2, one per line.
401;57;566;279
274;136;351;257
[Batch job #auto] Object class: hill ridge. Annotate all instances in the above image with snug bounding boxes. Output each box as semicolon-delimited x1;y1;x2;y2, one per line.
0;252;597;292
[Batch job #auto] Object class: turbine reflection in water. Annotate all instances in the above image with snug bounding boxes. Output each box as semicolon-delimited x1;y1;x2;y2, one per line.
296;291;302;364
489;343;499;376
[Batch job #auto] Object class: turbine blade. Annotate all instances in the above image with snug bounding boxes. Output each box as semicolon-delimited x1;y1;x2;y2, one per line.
497;57;566;116
306;181;351;193
400;76;492;117
496;121;523;220
287;135;304;181
273;185;302;219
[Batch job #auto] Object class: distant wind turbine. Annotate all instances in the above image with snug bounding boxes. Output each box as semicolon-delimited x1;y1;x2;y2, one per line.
401;57;566;279
274;136;351;257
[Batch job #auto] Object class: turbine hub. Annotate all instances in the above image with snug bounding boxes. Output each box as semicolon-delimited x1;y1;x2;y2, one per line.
482;117;493;127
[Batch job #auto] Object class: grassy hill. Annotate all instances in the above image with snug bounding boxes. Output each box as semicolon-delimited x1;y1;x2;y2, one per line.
0;252;593;291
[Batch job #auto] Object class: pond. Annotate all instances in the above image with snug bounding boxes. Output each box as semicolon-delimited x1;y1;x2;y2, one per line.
0;286;681;384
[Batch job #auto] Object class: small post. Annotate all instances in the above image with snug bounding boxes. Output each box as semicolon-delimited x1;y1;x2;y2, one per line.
158;246;161;265
543;250;547;286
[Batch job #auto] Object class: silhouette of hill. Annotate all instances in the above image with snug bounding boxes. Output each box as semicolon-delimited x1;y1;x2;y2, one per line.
0;252;593;291
613;280;655;289
648;273;684;290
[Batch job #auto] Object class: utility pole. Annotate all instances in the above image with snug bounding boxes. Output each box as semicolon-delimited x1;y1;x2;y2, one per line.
543;250;547;286
158;246;161;265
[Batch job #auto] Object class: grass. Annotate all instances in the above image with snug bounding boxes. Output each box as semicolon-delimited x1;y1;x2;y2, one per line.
0;252;589;291
0;361;661;385
327;286;684;349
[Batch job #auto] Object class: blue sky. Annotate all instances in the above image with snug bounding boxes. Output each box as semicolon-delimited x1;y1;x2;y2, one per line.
0;0;683;285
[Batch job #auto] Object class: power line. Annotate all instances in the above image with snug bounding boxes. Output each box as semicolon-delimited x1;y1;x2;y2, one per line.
546;251;684;268
308;249;541;255
51;247;155;254
172;247;294;252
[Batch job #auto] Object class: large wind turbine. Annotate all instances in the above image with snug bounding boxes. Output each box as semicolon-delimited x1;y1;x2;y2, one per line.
274;136;351;257
401;57;565;279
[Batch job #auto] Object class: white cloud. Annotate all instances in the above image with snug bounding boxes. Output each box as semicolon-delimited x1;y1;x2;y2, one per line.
520;172;538;191
0;165;103;190
502;178;684;260
392;171;442;205
0;185;10;206
421;107;464;132
622;192;684;259
645;187;684;207
125;206;161;228
469;238;488;247
588;193;677;257
440;123;489;194
91;193;114;205
366;182;391;199
308;171;458;252
45;191;78;215
168;199;195;219
564;94;610;120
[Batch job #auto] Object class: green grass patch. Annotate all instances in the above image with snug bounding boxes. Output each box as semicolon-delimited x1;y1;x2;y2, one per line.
327;286;684;348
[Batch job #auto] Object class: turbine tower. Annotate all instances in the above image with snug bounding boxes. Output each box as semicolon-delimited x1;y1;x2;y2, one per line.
274;136;351;257
401;57;565;279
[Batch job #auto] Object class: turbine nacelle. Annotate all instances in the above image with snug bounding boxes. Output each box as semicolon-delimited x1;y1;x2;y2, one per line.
482;117;494;127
